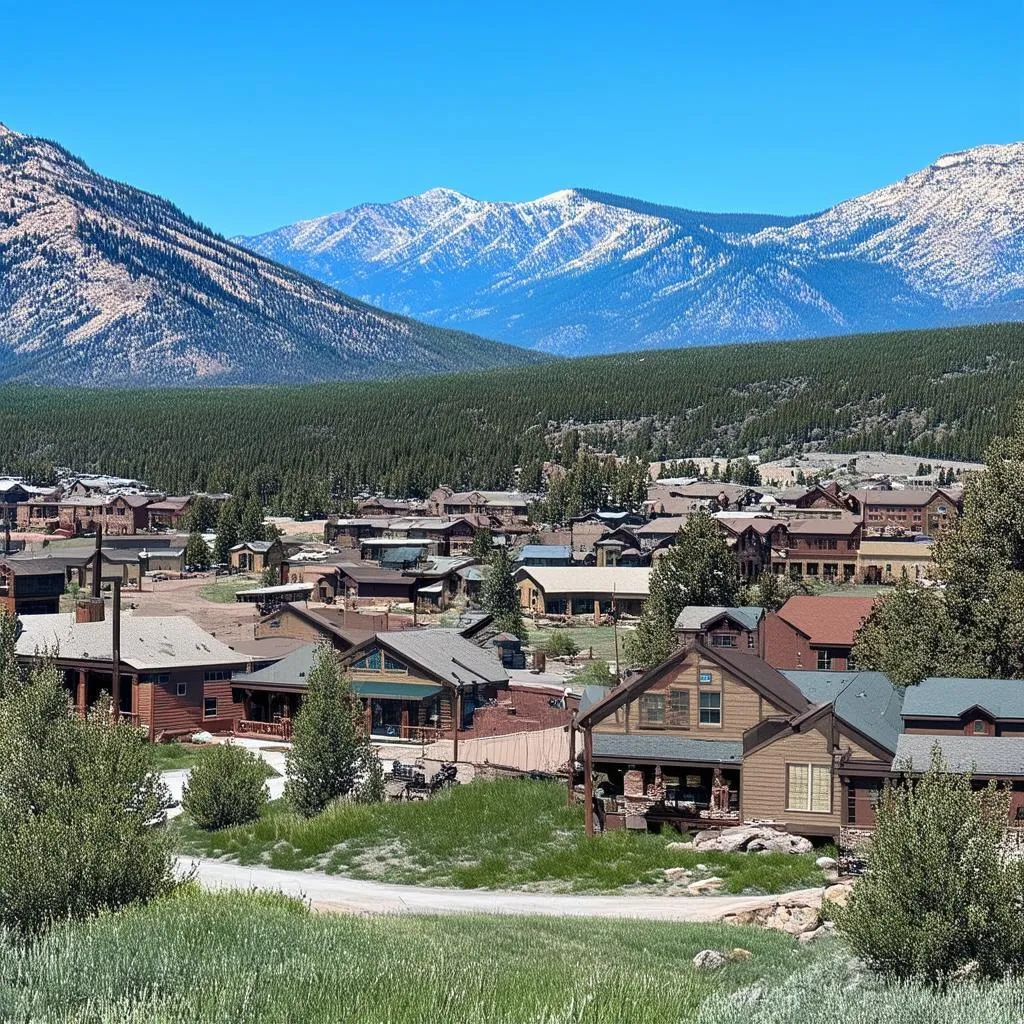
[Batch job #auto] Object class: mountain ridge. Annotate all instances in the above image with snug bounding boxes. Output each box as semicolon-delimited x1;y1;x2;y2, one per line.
0;125;542;386
237;143;1024;355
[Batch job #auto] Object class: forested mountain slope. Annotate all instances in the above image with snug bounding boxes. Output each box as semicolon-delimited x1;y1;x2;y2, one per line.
0;125;540;386
238;144;1024;355
1;323;1021;511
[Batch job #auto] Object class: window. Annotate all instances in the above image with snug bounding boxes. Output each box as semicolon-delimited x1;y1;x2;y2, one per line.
142;672;170;684
805;562;819;577
667;689;690;726
787;763;832;813
204;697;218;719
383;653;407;672
698;670;714;685
698;691;721;726
747;633;755;649
353;650;382;671
817;649;833;671
973;719;987;735
204;669;232;682
639;693;665;727
176;681;187;697
710;634;736;648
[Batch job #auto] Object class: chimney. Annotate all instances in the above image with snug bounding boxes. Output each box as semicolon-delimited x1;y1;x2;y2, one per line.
76;596;105;623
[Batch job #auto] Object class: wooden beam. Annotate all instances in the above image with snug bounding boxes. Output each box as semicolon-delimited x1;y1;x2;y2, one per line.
567;714;577;806
583;726;594;836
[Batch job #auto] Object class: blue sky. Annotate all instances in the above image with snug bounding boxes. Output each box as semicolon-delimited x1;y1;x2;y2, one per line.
3;0;1021;236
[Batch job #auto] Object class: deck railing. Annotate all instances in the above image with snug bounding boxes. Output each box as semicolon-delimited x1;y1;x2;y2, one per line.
238;718;294;739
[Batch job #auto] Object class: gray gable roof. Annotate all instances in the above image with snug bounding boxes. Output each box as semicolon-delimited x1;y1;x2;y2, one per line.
893;734;1024;776
579;684;612;715
902;677;1024;721
375;629;508;687
593;733;743;765
673;605;764;632
235;643;318;687
783;670;905;754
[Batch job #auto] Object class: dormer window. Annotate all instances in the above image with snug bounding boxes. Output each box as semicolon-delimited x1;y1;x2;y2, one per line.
973;719;986;735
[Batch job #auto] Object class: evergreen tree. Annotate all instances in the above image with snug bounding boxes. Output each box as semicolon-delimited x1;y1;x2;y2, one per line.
840;748;1024;985
625;514;739;667
185;531;212;570
239;498;265;543
469;527;494;560
0;609;19;698
212;501;240;565
0;651;172;934
181;494;218;533
737;572;807;612
482;546;526;639
285;645;378;817
852;575;966;685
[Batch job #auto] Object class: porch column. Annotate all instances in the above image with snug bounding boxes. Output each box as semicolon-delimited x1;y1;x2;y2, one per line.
76;670;87;718
583;726;594;836
363;701;372;735
567;714;577;806
131;673;139;722
400;704;410;740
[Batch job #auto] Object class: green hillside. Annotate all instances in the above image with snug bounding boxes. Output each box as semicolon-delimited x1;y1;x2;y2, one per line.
1;322;1020;509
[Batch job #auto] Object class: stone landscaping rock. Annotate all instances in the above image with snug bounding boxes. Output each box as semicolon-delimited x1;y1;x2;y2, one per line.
727;947;753;961
692;949;728;970
663;867;692;882
686;876;725;895
690;825;813;855
823;882;854;908
815;855;838;870
665;840;692;851
721;897;822;935
798;925;830;942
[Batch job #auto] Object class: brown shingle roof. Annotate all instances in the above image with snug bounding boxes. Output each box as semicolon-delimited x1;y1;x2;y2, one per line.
775;595;877;647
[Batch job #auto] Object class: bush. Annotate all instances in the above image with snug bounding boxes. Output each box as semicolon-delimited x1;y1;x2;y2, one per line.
571;659;617;686
546;630;580;657
839;747;1024;985
0;636;173;934
183;743;268;830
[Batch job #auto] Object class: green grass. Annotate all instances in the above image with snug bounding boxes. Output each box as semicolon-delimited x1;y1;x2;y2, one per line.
148;742;279;777
171;779;825;894
197;576;259;603
528;624;621;661
0;889;810;1023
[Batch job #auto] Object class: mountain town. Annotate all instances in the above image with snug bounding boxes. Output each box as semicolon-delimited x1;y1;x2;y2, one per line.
2;2;1023;1021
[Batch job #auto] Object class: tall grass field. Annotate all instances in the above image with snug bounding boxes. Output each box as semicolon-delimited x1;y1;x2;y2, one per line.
2;891;1020;1023
172;778;826;894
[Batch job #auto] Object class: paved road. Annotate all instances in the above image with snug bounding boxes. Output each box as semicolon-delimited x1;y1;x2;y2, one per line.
176;857;823;921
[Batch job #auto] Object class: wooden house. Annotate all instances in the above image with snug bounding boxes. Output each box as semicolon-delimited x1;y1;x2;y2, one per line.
229;539;284;574
15;610;249;739
772;516;862;581
575;643;901;839
0;558;66;616
515;566;651;618
762;595;877;672
849;487;962;537
232;628;509;741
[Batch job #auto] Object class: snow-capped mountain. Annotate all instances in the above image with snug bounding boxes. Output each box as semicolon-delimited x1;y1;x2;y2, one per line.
0;125;540;386
238;144;1024;355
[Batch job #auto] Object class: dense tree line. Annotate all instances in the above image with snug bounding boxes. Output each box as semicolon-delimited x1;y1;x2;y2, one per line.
0;323;1020;515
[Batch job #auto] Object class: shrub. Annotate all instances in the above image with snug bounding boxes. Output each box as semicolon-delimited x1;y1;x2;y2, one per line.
0;643;173;934
839;746;1024;985
546;630;580;658
286;644;375;816
183;742;268;830
571;659;617;686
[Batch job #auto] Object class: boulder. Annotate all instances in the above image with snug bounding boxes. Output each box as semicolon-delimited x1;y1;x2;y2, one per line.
823;883;854;908
692;949;728;970
721;898;822;935
798;925;831;943
687;876;725;895
692;825;813;855
663;867;692;883
727;947;753;961
665;840;692;851
815;855;838;870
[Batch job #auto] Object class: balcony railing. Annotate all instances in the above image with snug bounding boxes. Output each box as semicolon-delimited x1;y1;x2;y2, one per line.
238;718;293;739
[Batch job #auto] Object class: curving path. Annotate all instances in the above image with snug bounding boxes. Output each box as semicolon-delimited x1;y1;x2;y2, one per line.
176;856;823;922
